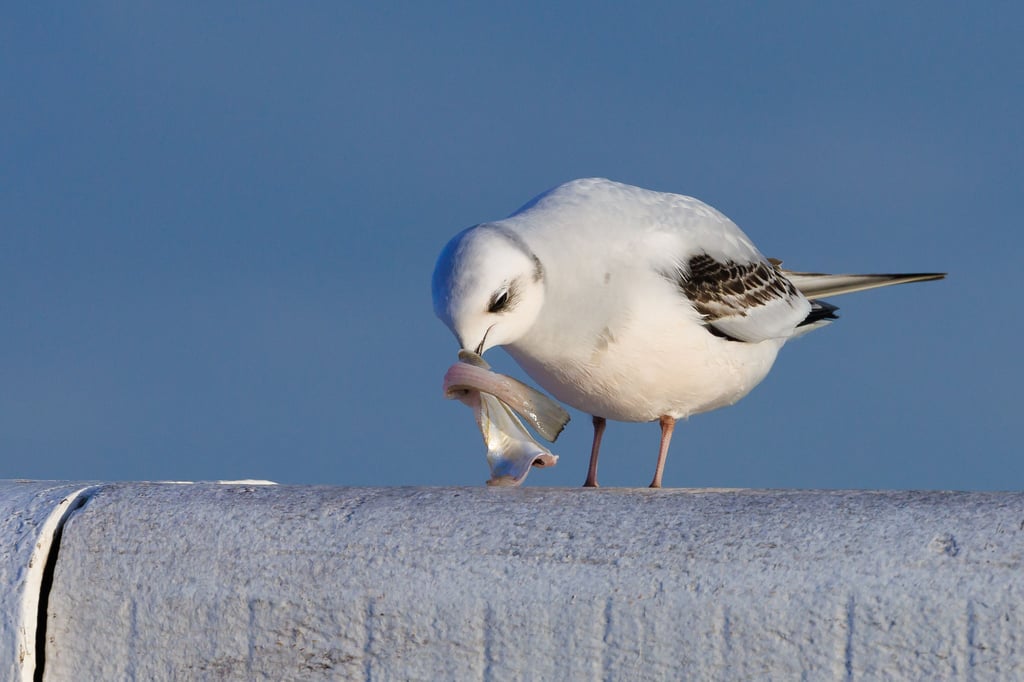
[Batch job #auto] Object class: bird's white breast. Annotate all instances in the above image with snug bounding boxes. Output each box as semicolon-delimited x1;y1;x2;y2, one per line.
506;269;784;422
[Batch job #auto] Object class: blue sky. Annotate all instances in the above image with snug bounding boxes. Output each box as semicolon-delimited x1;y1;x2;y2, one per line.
2;4;1021;489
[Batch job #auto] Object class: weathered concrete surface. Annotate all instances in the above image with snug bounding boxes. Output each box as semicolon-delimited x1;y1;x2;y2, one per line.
5;483;1022;680
0;481;97;682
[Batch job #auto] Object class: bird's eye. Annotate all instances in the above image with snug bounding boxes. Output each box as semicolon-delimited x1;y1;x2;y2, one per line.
488;288;511;313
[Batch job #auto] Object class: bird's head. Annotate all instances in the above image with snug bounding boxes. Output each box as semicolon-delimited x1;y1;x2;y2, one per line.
432;224;546;355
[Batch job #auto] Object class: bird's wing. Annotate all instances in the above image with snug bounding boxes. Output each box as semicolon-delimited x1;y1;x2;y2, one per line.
666;253;812;342
780;270;946;298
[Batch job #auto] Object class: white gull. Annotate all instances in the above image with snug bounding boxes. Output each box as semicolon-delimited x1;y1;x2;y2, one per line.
432;178;944;487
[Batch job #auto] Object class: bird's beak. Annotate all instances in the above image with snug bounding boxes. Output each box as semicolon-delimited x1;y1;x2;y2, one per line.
460;324;493;357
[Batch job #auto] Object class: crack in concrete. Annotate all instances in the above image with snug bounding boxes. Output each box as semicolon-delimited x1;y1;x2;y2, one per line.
21;486;96;682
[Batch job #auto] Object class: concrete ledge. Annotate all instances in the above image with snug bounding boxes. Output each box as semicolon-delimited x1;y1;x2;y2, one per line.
3;482;1023;679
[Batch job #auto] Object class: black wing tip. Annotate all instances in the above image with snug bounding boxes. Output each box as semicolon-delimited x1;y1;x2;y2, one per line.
781;270;947;280
884;272;947;282
800;300;840;327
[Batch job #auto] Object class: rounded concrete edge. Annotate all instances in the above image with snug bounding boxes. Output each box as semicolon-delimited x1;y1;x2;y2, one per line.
0;483;99;682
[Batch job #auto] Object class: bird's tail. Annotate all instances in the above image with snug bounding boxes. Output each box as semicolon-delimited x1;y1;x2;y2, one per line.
781;270;946;298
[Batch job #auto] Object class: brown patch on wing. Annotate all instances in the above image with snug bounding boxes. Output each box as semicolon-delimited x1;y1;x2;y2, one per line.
678;253;799;322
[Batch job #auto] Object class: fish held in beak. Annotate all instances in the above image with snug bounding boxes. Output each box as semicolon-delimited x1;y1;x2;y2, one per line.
447;351;570;441
443;351;569;487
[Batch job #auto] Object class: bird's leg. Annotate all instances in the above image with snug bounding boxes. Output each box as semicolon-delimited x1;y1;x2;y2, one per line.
649;415;676;488
583;416;606;488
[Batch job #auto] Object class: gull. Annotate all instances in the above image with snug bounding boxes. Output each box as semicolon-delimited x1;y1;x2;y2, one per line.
432;178;944;488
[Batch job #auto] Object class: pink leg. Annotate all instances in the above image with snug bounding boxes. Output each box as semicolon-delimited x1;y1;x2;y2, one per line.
649;416;676;488
583;416;606;488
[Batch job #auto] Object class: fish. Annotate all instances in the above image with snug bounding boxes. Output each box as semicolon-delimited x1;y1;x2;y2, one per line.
443;351;570;486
